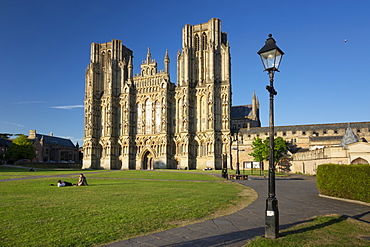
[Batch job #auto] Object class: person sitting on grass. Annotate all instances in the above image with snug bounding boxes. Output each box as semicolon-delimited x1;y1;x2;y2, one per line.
57;180;73;187
77;174;88;186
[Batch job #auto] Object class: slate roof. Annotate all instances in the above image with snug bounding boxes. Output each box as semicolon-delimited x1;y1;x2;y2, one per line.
31;134;76;148
0;138;12;147
231;105;252;118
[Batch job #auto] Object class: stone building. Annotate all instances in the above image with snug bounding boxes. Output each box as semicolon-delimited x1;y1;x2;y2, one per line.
82;18;368;173
231;122;370;174
83;18;241;170
0;138;12;164
230;92;260;131
28;130;80;163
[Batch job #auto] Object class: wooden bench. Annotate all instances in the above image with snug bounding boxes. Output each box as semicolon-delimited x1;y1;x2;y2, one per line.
228;174;249;180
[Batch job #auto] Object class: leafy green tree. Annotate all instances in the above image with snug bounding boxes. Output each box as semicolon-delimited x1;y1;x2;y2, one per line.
249;137;269;164
250;136;288;166
273;136;289;164
8;135;35;160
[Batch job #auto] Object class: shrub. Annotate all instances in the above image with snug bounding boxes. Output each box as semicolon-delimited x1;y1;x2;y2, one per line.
317;164;370;203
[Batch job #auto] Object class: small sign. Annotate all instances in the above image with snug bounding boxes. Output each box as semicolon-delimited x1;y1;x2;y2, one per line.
267;211;275;216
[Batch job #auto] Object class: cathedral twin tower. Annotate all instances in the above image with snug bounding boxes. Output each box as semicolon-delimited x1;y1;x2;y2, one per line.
83;18;233;170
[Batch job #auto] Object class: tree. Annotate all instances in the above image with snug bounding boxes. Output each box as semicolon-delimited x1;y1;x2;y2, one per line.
8;135;35;160
250;136;288;167
0;133;12;139
249;137;269;164
273;137;289;164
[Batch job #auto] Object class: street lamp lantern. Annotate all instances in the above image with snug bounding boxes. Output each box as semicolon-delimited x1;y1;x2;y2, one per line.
258;34;284;73
258;34;284;239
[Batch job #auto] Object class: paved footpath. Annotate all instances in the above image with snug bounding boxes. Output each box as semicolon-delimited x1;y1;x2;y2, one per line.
103;174;370;247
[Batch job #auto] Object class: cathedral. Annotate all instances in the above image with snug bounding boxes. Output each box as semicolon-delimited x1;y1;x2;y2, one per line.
82;18;369;174
83;18;259;170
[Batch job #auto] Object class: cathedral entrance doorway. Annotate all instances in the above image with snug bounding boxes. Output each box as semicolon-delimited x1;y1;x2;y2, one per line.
142;151;154;170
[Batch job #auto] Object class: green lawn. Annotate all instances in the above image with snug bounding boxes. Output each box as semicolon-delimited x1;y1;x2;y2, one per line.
246;215;370;246
88;170;221;180
0;166;107;177
0;167;253;247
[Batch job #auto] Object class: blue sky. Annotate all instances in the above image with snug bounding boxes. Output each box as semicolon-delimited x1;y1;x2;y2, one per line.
1;0;369;145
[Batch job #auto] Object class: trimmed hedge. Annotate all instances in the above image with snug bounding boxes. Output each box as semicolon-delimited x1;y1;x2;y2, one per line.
317;164;370;203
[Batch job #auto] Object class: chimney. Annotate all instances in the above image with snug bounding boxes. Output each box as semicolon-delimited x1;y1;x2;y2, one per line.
50;132;53;137
29;130;36;139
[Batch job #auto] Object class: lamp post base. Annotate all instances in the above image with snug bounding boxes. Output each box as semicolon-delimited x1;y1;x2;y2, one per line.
265;197;279;238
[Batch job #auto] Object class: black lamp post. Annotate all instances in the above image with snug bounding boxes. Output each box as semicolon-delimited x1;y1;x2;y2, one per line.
234;133;241;175
257;34;284;239
222;154;228;179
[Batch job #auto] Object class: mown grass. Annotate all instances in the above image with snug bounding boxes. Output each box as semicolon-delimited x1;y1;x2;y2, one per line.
247;215;370;246
0;167;253;247
0;166;107;179
89;170;221;180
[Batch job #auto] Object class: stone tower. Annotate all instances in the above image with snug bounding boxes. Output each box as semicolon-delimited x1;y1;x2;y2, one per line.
175;18;231;169
83;40;133;169
83;18;232;170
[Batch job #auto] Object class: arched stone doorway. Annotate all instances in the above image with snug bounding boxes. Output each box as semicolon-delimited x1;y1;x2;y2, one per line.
142;150;154;170
351;157;369;165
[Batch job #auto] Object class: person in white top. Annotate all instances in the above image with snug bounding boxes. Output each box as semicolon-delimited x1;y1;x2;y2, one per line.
57;180;73;187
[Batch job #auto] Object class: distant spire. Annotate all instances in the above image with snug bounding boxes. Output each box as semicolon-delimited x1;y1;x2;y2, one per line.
252;91;257;100
146;47;152;63
128;56;133;79
164;49;170;73
251;91;258;120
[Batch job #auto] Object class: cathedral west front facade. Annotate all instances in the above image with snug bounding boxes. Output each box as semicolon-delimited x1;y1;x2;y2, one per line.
83;18;249;170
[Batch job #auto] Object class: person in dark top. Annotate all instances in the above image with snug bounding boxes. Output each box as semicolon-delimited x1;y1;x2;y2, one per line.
77;174;88;186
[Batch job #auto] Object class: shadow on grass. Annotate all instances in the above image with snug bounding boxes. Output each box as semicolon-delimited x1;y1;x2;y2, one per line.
279;215;347;237
280;211;370;237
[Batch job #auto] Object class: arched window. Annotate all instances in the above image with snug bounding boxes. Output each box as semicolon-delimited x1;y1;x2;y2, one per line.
155;101;161;133
194;34;200;51
202;32;207;50
137;103;142;134
145;99;152;134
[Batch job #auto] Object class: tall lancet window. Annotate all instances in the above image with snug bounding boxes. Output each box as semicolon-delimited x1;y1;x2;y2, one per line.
155;101;161;133
195;34;200;51
202;33;207;50
137;103;142;134
145;99;152;134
